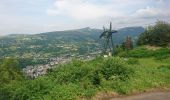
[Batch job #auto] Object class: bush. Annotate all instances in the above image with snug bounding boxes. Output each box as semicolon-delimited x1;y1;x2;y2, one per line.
0;57;134;99
90;70;101;86
114;47;124;55
49;59;91;84
99;57;134;80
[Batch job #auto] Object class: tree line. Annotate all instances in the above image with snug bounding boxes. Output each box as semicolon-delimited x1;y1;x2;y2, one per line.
137;20;170;46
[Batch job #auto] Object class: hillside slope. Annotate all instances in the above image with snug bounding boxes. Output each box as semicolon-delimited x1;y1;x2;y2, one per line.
0;27;144;58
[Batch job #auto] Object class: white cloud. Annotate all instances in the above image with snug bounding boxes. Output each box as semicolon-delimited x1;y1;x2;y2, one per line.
0;0;170;35
134;6;170;18
136;6;162;17
46;0;123;20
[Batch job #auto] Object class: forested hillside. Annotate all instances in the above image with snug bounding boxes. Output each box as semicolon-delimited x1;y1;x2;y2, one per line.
0;27;144;57
0;27;144;67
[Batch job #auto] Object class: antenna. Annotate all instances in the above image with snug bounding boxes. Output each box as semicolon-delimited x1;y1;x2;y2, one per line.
110;22;112;31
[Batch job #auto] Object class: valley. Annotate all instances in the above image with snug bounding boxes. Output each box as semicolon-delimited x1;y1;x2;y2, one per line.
0;27;144;68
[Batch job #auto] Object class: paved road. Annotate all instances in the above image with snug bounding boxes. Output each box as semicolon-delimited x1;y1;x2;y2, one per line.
110;92;170;100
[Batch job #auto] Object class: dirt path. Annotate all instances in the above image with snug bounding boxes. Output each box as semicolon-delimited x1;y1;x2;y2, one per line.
110;92;170;100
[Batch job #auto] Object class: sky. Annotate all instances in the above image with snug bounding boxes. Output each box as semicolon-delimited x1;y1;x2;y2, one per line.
0;0;170;35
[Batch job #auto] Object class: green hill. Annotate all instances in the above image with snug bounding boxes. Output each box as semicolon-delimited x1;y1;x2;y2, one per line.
0;27;144;58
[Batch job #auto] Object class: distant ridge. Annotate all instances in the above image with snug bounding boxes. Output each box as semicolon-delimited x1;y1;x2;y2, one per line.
37;26;145;44
0;26;145;62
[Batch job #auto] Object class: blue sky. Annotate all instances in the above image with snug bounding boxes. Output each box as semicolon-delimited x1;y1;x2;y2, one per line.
0;0;170;35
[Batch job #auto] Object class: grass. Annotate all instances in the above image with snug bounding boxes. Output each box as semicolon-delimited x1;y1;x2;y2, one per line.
1;47;170;100
122;58;170;94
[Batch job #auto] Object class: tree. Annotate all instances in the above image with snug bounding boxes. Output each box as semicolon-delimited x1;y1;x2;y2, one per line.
124;36;133;50
0;58;24;100
0;58;23;85
137;20;170;46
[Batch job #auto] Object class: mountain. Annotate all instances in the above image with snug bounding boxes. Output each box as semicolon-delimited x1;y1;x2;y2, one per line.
0;26;145;56
38;26;144;44
113;27;145;44
0;26;144;66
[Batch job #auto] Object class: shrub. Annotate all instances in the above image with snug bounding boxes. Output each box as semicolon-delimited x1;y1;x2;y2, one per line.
99;57;134;80
90;71;101;86
49;59;93;84
114;47;124;55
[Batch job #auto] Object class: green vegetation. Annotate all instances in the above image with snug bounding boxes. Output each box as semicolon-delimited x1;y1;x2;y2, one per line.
1;47;170;99
138;20;170;46
0;58;23;85
0;27;144;67
118;46;170;58
1;21;170;99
